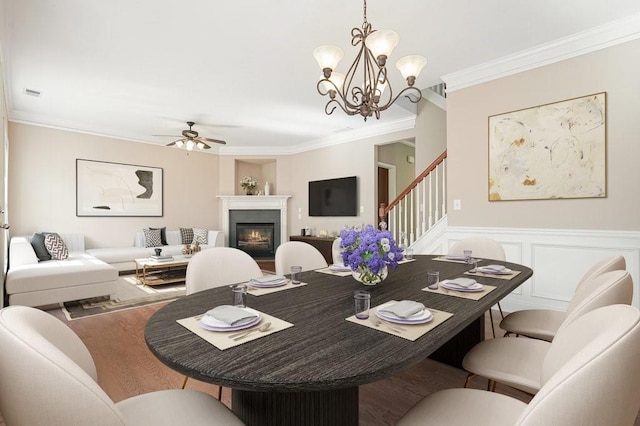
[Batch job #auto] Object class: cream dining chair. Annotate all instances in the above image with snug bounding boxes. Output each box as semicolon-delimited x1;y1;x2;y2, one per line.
397;304;640;426
461;270;633;394
332;237;343;265
183;247;263;395
274;241;328;275
0;305;244;426
448;237;507;337
499;254;626;341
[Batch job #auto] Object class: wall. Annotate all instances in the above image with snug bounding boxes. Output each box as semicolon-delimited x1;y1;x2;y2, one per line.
415;100;447;173
446;39;640;230
8;122;221;248
377;142;415;196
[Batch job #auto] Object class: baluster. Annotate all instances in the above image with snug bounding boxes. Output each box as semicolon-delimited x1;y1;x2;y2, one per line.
441;159;447;217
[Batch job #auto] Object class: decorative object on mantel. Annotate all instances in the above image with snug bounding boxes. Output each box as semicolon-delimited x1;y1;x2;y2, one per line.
340;224;403;285
488;92;606;201
313;0;426;120
264;181;271;196
240;176;258;195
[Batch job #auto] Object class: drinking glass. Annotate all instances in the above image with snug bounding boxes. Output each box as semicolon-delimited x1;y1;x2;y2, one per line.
354;290;371;319
290;265;302;285
232;284;247;308
405;247;414;260
427;270;440;290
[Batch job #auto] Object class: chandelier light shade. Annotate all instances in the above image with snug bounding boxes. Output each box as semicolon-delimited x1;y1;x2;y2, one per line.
314;0;426;120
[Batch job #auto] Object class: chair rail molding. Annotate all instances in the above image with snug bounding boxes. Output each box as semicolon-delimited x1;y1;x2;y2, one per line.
217;195;291;247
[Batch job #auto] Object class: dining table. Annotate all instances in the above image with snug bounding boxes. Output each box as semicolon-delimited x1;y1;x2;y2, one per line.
145;255;532;425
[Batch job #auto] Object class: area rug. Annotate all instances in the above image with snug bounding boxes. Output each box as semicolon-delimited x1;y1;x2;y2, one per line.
62;275;186;320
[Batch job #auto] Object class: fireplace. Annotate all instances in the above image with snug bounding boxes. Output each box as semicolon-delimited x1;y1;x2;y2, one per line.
236;223;275;258
229;208;282;259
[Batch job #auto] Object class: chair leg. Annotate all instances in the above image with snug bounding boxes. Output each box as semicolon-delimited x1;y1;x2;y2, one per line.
497;302;505;319
181;376;189;389
464;373;476;388
489;309;497;338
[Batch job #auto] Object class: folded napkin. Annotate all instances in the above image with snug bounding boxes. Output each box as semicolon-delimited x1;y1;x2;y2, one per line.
329;264;352;272
476;264;511;274
378;300;426;318
250;275;287;284
444;255;469;261
205;305;258;326
446;277;478;288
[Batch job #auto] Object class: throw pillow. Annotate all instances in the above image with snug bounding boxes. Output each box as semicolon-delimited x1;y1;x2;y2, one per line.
150;226;168;245
143;228;163;248
180;227;194;244
44;233;69;260
30;232;52;261
192;228;208;244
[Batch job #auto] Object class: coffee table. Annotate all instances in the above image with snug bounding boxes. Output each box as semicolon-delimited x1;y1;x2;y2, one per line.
135;256;192;286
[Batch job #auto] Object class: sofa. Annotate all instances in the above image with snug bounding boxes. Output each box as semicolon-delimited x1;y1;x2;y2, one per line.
86;229;224;272
6;234;119;307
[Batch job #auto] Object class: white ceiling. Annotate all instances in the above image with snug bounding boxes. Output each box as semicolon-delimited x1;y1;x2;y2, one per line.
2;0;640;155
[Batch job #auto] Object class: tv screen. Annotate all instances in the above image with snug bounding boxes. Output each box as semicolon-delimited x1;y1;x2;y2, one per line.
309;176;358;217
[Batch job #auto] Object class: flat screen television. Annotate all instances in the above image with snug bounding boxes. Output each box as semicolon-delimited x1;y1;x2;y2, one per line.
308;176;358;217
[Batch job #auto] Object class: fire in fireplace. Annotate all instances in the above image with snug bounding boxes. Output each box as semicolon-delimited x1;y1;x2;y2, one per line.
236;223;275;258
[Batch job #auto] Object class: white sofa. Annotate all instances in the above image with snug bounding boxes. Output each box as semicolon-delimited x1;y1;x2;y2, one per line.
6;235;119;307
85;229;224;272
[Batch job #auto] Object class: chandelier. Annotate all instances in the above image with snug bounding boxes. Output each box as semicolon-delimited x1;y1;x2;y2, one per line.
313;0;427;121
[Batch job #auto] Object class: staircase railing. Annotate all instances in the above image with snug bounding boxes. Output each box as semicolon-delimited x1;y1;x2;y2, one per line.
382;151;447;247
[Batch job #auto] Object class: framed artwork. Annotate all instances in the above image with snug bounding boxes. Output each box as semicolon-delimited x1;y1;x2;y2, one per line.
488;92;606;201
76;159;163;216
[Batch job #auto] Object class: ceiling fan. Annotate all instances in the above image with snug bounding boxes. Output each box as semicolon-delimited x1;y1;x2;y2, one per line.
154;121;226;150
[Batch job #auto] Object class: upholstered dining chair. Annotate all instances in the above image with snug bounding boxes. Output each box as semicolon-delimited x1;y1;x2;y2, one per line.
332;237;343;265
461;270;633;394
275;241;328;275
397;304;640;426
448;237;507;337
186;247;263;296
500;254;626;341
0;305;244;426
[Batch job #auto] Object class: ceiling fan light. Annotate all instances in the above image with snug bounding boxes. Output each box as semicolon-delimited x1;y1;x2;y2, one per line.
396;55;427;82
196;142;205;150
175;140;184;148
313;45;344;73
185;140;195;151
365;30;399;63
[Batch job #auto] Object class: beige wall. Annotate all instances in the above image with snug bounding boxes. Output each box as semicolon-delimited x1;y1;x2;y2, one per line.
447;39;640;230
377;142;415;196
8;122;221;248
415;100;447;172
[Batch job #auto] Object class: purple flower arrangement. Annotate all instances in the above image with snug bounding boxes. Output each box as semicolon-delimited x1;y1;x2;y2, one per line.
340;224;403;283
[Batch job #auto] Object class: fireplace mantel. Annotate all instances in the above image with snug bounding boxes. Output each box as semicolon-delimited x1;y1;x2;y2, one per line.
217;195;291;247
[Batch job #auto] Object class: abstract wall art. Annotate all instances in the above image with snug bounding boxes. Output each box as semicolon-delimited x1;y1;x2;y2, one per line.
76;159;163;216
488;92;606;201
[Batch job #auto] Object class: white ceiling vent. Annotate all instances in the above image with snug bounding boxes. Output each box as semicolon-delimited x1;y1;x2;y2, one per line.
24;88;42;97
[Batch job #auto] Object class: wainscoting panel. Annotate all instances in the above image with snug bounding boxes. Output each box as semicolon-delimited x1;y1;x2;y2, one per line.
415;225;640;313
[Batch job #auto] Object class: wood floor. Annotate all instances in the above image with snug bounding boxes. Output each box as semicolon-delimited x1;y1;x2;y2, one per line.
2;302;639;425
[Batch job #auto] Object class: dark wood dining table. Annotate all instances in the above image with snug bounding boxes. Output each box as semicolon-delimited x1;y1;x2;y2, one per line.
145;255;532;425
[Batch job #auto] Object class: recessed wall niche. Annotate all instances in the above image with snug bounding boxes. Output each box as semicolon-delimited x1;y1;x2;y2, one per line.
234;159;277;195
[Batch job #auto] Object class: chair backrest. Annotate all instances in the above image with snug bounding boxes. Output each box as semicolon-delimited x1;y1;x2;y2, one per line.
575;254;626;291
449;237;506;261
332;237;343;265
186;247;263;295
0;306;126;425
518;304;640;425
557;270;633;336
275;241;328;275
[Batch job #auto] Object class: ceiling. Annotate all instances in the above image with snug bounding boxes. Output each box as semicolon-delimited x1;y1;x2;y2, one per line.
2;0;640;155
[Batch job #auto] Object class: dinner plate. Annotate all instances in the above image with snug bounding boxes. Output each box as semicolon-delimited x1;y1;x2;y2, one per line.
443;255;468;261
375;302;433;324
249;278;288;288
329;264;352;272
441;281;485;292
199;308;262;331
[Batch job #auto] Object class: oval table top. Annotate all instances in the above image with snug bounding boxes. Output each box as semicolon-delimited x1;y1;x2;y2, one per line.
145;255;532;393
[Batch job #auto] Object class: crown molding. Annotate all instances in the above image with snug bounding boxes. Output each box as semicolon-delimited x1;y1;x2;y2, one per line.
442;13;640;92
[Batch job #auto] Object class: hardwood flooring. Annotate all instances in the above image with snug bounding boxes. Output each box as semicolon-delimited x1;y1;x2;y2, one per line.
2;303;639;425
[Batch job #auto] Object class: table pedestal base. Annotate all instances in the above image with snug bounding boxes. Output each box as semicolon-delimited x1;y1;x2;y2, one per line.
232;387;358;425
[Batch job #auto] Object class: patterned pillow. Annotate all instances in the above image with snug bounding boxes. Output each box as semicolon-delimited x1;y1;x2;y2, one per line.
180;227;194;244
149;227;168;245
44;233;69;260
143;228;163;248
192;228;208;244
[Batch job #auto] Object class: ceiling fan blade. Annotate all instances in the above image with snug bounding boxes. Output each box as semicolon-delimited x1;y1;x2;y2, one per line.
199;137;226;145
